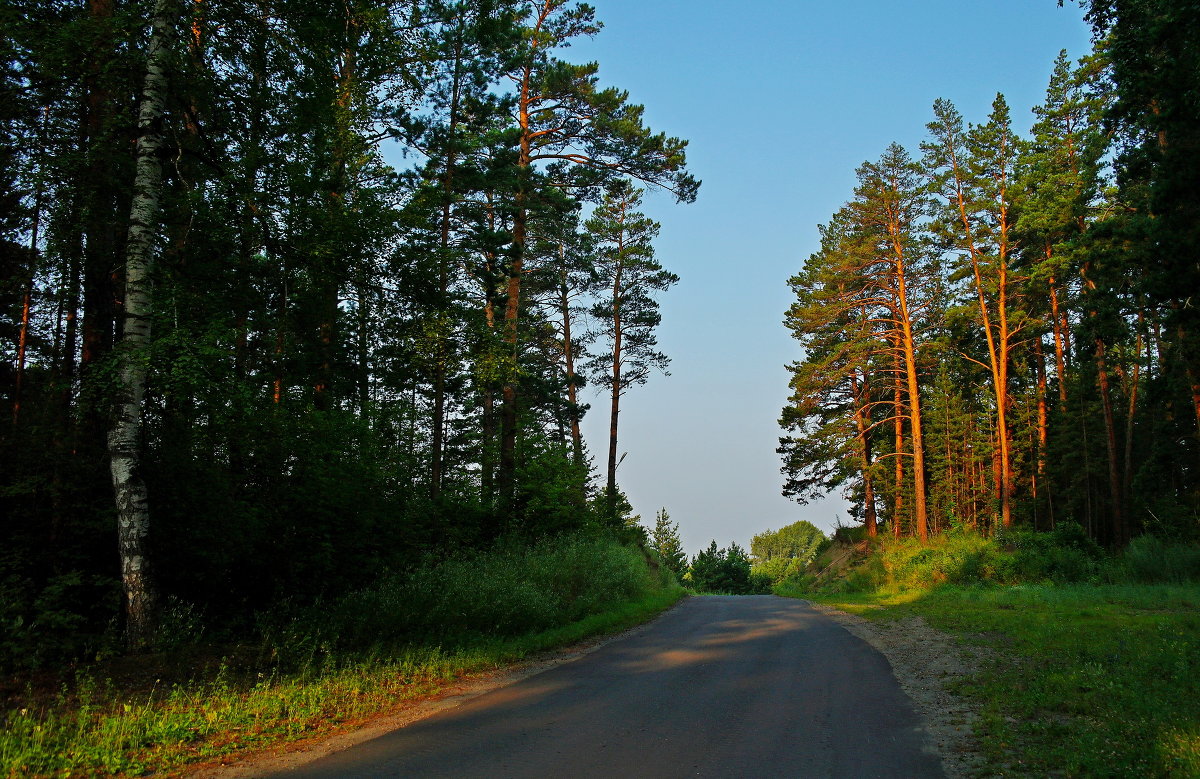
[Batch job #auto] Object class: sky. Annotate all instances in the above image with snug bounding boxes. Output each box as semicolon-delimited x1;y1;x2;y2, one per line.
561;1;1096;555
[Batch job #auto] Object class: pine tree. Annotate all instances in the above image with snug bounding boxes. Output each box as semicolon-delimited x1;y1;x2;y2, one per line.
495;0;697;509
779;210;883;534
583;179;676;516
649;508;687;580
924;96;1028;529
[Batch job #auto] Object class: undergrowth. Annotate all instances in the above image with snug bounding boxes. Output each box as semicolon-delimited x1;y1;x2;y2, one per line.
778;524;1200;597
0;532;683;777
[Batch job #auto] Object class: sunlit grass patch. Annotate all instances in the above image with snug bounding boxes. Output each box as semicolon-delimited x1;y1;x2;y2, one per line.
1159;725;1200;776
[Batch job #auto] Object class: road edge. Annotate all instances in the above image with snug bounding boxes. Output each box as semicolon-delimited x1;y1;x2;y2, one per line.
801;600;991;779
180;597;688;778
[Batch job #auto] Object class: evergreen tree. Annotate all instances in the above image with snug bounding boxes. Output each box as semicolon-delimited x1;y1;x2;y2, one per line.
495;0;697;510
583;179;677;518
649;508;687;580
688;541;753;594
923;96;1027;530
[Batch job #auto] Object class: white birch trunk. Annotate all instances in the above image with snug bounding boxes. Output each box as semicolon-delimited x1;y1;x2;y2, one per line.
108;0;175;651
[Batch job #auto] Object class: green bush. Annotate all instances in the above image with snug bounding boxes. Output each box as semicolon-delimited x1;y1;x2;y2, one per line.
688;541;756;594
792;524;1200;596
261;532;667;665
0;571;120;671
1122;535;1200;583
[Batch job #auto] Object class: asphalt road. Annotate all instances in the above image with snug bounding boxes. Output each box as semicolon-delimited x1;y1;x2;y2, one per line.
278;595;944;778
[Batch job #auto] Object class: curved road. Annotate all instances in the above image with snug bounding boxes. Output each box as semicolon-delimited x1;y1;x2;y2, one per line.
279;596;943;778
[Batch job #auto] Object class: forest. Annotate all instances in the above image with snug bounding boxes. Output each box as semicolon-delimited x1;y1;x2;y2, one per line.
0;0;696;666
779;0;1200;548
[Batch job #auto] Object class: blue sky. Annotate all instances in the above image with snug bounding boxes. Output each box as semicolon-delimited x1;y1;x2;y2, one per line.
565;1;1095;555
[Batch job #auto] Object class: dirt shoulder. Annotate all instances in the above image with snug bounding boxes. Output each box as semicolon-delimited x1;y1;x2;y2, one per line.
181;611;675;778
805;601;992;779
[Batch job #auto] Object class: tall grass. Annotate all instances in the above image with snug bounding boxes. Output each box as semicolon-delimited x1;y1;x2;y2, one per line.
0;532;682;777
277;532;665;650
782;525;1200;596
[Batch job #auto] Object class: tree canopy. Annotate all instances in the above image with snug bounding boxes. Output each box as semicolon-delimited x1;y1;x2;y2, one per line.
0;0;694;661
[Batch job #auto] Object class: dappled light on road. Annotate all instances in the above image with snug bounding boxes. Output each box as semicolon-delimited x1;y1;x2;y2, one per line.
280;596;943;778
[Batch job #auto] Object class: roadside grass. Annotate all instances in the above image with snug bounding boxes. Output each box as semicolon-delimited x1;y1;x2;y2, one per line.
0;534;684;778
786;581;1200;776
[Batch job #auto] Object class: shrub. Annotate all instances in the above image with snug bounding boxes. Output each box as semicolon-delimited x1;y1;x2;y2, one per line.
1122;535;1200;583
259;532;666;665
688;541;756;594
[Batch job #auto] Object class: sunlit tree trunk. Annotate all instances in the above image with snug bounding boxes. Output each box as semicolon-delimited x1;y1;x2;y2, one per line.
1048;265;1070;404
1034;336;1052;529
892;347;905;539
887;194;929;540
1123;313;1143;505
497;3;552;509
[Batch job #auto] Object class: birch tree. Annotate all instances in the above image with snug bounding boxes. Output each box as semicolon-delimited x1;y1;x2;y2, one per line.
107;0;176;651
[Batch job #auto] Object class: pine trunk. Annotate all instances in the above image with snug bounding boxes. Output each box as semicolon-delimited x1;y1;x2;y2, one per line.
559;262;584;466
498;62;534;509
892;349;905;539
851;370;877;537
431;33;464;499
1048;263;1069;404
1094;341;1124;544
889;204;929;540
607;281;623;503
1035;337;1052;529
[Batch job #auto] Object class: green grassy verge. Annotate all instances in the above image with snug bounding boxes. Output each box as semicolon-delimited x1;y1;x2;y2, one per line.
780;579;1200;776
1;535;684;778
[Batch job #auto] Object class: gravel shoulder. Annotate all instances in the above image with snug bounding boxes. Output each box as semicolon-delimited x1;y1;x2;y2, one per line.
805;601;992;779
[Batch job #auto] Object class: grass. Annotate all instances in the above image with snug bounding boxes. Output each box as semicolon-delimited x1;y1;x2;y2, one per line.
0;534;684;778
779;531;1200;777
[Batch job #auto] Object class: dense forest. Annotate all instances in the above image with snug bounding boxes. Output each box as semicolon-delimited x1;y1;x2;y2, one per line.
780;0;1199;546
0;0;696;662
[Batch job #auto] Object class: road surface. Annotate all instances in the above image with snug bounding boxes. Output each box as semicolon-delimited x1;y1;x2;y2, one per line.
278;595;944;778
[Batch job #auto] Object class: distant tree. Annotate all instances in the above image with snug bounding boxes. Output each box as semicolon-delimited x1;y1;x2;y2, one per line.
750;521;826;584
648;508;687;580
688;540;754;594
